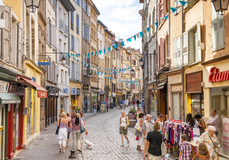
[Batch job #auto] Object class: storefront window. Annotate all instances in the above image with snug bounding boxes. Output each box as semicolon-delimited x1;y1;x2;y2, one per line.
191;93;204;117
211;87;229;157
82;93;90;112
92;93;97;104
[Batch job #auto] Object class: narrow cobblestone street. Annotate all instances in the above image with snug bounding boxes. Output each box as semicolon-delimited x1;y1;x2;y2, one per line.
15;107;228;160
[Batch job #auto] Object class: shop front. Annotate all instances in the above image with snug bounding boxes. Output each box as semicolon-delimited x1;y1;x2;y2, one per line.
70;82;82;112
111;93;116;107
58;86;70;114
203;57;229;158
99;90;105;102
148;82;157;116
82;85;91;113
166;70;183;120
91;88;99;105
46;85;59;127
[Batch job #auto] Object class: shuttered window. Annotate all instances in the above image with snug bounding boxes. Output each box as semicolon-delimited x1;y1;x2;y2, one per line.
160;38;165;67
212;16;224;51
76;14;79;34
174;36;181;68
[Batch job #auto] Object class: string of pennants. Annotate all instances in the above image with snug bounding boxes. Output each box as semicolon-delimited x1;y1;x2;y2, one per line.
104;77;143;86
155;1;187;28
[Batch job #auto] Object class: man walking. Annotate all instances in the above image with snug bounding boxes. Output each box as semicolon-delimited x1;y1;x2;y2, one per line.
207;109;219;136
137;99;140;107
142;114;153;157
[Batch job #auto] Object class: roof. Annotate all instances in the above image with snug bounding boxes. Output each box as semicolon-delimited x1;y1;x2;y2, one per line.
105;28;115;37
92;1;100;15
97;20;107;29
59;0;75;12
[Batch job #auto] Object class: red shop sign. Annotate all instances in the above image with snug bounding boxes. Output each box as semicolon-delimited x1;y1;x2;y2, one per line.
208;67;229;83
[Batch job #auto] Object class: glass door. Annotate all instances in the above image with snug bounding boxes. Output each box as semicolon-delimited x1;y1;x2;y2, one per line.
173;93;179;120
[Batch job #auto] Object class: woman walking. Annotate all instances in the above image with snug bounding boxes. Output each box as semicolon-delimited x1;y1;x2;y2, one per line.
59;108;65;118
93;102;97;115
119;111;129;147
79;112;86;149
157;114;165;133
70;112;87;153
97;101;100;113
135;107;142;120
135;113;145;151
143;122;163;160
194;114;206;135
66;112;71;147
57;112;68;153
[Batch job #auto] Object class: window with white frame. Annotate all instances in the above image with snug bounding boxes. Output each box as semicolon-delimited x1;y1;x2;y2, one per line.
174;0;180;14
182;23;201;65
173;36;181;68
212;7;224;51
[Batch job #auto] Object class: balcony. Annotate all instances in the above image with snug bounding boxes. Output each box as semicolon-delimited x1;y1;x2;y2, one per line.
59;19;64;33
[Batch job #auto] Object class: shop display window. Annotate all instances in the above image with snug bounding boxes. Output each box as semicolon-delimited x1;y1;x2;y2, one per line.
191;93;204;117
211;87;229;157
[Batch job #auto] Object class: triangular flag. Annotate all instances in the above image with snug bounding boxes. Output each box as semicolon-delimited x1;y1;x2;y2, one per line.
99;50;102;55
75;54;78;57
73;57;75;60
68;53;71;58
137;33;140;38
81;62;83;65
94;71;96;74
95;51;97;56
88;53;90;57
108;47;111;52
104;49;106;54
133;35;137;41
85;54;87;58
88;64;90;67
92;52;94;56
155;22;159;29
78;54;80;57
169;7;177;13
139;32;143;37
179;1;187;6
164;15;168;20
92;65;94;68
127;38;132;42
147;27;150;32
121;41;125;46
84;63;86;66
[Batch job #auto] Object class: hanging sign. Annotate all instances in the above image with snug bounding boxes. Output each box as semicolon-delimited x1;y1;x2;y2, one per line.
38;59;50;65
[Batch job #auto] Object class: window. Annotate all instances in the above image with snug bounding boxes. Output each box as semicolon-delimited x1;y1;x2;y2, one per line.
71;12;74;30
173;36;181;68
212;8;224;51
76;14;79;34
61;69;64;84
71;35;74;51
182;23;201;65
65;71;67;85
74;0;80;6
174;0;180;14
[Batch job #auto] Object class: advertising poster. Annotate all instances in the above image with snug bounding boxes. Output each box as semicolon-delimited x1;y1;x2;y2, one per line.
222;117;229;151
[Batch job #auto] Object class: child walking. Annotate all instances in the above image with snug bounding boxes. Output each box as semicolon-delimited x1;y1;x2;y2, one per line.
192;143;210;160
179;134;192;160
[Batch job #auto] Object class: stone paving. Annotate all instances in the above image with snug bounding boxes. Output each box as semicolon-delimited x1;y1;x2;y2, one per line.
15;106;228;160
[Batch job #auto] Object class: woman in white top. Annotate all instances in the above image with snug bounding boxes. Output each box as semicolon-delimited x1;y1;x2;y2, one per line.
156;114;165;133
119;111;129;147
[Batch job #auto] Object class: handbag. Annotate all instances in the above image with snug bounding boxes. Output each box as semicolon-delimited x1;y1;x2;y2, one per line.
209;135;219;160
134;119;142;132
161;134;167;157
55;118;61;135
68;127;71;133
80;119;85;133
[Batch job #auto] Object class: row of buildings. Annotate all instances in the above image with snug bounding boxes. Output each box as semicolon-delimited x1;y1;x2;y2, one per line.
140;0;229;158
0;0;142;159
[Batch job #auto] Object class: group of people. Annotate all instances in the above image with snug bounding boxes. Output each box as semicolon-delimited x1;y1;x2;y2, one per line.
93;101;109;114
57;108;88;155
119;108;221;160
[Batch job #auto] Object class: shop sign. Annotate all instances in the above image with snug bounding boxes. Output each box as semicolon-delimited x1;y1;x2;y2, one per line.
62;88;68;93
83;85;89;91
0;80;9;93
77;88;80;95
71;88;80;95
208;67;229;83
159;73;166;81
100;90;104;95
9;84;25;94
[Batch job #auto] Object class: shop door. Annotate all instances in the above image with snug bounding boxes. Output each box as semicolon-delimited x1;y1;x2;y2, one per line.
173;93;179;120
0;106;4;160
27;89;31;140
13;104;19;153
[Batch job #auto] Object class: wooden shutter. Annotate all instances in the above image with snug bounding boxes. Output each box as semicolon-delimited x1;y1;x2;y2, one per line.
18;23;23;68
160;38;165;67
174;38;177;68
51;21;53;47
218;16;224;49
157;3;160;23
212;20;217;51
183;32;188;65
47;19;50;45
70;60;72;79
177;36;181;67
196;23;201;62
76;63;80;81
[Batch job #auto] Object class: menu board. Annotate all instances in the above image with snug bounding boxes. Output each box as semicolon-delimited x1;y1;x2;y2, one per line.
222;117;229;151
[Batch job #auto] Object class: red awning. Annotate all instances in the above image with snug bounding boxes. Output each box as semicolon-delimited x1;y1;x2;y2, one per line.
16;76;47;98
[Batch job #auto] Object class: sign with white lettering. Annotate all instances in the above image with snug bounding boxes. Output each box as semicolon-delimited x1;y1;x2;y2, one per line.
0;80;9;93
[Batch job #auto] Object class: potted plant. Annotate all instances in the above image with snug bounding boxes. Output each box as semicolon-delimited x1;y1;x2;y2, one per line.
128;108;136;119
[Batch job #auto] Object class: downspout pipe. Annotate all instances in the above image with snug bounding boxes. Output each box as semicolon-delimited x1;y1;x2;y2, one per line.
181;5;185;121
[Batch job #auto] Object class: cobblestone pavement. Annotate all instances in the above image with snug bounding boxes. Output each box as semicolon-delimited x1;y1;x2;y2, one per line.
15;106;227;160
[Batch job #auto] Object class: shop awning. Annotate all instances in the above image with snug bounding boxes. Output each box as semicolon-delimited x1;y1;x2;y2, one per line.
17;76;47;98
0;93;21;104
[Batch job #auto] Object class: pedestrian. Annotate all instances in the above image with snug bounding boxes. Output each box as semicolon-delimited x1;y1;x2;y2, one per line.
79;111;85;148
135;112;145;151
119;111;129;147
124;100;127;108
120;99;123;109
207;109;219;136
66;112;71;147
192;143;210;160
70;112;87;153
179;134;192;160
106;101;109;112
137;99;140;107
154;112;161;122
57;112;68;153
186;113;196;128
134;107;142;120
59;108;64;118
194;114;206;135
141;99;144;109
93;102;97;115
79;112;85;125
197;126;219;160
142;114;153;157
97;101;100;113
143;122;163;160
157;114;165;133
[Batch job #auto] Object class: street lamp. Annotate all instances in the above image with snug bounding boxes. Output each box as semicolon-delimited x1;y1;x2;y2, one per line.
131;69;135;75
212;0;229;15
60;55;67;64
139;58;144;67
24;0;41;13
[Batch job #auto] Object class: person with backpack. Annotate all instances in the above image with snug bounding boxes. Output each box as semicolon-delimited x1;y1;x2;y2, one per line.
119;111;129;147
